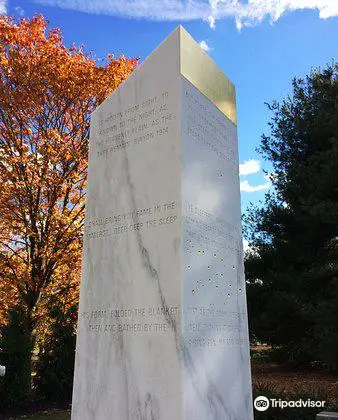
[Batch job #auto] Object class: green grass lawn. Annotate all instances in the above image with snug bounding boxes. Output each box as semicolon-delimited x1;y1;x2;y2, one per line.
5;411;70;420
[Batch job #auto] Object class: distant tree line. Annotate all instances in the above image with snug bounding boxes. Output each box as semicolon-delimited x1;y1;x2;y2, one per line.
244;62;338;372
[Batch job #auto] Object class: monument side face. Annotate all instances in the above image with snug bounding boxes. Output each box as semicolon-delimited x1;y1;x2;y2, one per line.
71;29;184;420
72;26;253;420
181;76;253;419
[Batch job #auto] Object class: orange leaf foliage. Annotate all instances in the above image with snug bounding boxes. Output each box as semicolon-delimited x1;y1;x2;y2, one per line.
0;15;137;327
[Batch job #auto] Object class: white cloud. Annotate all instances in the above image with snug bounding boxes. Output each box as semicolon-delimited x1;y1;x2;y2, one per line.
239;159;260;176
243;238;259;256
34;0;208;20
207;15;216;28
243;238;250;251
199;40;211;51
33;0;338;29
240;179;270;192
14;6;25;16
0;0;7;14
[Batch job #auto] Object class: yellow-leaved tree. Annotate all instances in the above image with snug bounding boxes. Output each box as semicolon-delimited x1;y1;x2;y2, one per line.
0;15;137;398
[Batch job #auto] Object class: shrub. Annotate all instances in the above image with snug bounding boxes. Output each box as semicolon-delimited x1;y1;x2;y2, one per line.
35;297;77;402
0;304;34;410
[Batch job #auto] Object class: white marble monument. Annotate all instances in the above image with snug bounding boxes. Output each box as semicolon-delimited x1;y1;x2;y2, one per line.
71;26;253;420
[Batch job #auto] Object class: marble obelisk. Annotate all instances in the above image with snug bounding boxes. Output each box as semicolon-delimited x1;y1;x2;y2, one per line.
71;26;253;420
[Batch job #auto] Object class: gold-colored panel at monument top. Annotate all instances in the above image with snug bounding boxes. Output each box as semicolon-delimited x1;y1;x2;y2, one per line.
179;26;237;125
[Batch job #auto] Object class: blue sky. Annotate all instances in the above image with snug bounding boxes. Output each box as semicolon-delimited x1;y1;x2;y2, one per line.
2;0;338;217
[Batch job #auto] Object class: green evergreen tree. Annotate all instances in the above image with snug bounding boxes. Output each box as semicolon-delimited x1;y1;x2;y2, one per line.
0;304;34;409
244;63;338;370
35;295;77;402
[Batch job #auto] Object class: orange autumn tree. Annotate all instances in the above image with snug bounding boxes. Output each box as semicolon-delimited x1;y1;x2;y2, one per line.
0;14;137;391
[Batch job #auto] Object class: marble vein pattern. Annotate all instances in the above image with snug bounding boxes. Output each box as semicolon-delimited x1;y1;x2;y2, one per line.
71;26;253;420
